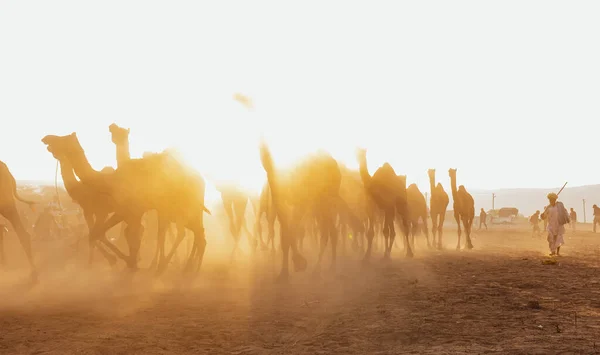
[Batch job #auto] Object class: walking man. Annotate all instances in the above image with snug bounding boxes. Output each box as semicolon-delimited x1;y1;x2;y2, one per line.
478;208;488;230
530;210;541;237
542;192;569;256
593;204;600;233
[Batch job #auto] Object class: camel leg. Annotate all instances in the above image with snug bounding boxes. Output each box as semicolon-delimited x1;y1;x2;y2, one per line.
90;213;130;263
382;209;396;259
455;213;462;250
400;216;413;258
193;225;207;274
313;214;330;275
150;220;168;269
382;221;390;259
276;221;291;283
157;221;187;275
222;199;240;263
124;221;143;269
431;214;438;248
289;207;308;273
438;214;446;250
363;222;375;263
464;217;474;249
180;215;207;275
267;213;276;252
422;215;431;249
85;212;117;267
339;217;346;256
329;214;338;271
1;207;36;279
410;221;416;250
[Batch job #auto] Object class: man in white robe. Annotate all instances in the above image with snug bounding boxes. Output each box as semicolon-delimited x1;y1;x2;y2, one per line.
542;192;569;256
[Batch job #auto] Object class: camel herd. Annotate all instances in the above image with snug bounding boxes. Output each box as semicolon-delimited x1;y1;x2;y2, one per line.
0;124;475;283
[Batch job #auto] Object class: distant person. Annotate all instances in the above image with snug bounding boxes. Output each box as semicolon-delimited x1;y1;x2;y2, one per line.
540;209;548;231
529;210;541;237
594;204;600;233
542;192;569;256
569;208;577;231
478;208;487;230
34;207;60;241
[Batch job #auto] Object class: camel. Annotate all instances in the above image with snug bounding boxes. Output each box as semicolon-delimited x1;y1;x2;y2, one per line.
448;168;474;250
109;123;215;273
427;169;449;249
215;183;255;261
338;164;376;253
259;143;344;282
356;148;412;261
0;161;36;278
42;133;211;273
404;183;430;249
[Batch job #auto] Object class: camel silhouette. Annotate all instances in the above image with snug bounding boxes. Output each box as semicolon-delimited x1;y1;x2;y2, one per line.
427;169;449;249
0;161;37;279
338;163;377;253
448;168;474;250
42;133;210;273
259;142;343;282
356;148;412;261
215;183;255;261
109;123;191;272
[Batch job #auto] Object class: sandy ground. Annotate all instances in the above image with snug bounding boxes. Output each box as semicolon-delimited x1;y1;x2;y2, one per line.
1;223;600;354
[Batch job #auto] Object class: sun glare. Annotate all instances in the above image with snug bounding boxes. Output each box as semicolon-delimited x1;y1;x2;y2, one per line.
169;95;369;207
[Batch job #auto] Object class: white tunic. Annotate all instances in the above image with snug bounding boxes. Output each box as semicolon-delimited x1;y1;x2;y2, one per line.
546;204;565;251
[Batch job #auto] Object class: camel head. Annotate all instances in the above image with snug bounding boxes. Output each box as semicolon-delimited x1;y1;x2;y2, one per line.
448;168;457;179
427;168;435;178
109;123;130;145
42;133;81;160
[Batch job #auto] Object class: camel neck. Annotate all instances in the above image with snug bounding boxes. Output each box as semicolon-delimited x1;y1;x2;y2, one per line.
429;175;436;197
116;142;130;168
450;176;458;199
59;160;81;199
358;158;371;187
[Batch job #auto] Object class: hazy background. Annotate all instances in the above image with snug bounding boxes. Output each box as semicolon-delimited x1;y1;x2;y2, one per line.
1;1;599;205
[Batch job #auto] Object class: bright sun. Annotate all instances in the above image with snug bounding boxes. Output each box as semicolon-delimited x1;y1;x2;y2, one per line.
171;94;362;207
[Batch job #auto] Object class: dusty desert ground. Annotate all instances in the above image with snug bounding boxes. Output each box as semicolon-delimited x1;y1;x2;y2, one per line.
1;223;599;355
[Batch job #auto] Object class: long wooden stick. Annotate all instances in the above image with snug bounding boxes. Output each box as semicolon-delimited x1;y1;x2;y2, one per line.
557;182;568;196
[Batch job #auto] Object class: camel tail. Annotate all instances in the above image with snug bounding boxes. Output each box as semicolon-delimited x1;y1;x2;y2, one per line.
5;165;36;206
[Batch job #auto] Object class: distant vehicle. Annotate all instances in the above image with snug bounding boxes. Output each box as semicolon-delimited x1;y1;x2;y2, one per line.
489;207;519;224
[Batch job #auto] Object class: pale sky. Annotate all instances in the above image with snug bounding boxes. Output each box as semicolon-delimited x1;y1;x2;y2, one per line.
1;1;599;204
